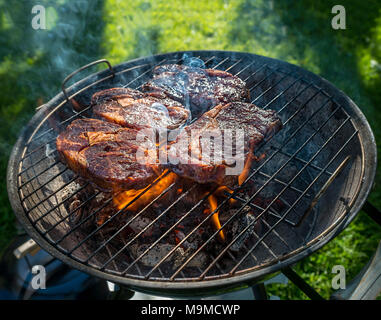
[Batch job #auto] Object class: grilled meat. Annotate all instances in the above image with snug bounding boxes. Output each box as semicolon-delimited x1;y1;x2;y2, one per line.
56;118;160;191
141;64;250;118
92;87;189;130
167;102;282;187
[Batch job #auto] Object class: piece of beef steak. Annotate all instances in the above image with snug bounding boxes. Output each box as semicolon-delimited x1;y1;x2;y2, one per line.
141;64;250;119
56;118;160;191
91;87;189;130
166;102;282;187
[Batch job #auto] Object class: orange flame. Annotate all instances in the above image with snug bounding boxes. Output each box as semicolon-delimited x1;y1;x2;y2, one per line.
215;186;237;205
113;170;177;211
238;154;253;186
238;151;266;186
206;194;225;242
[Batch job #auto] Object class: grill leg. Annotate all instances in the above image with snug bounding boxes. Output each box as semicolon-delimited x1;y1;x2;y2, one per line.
251;283;268;300
282;267;324;300
106;282;135;300
362;201;381;227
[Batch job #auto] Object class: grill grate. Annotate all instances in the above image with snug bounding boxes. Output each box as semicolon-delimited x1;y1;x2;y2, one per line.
15;52;364;284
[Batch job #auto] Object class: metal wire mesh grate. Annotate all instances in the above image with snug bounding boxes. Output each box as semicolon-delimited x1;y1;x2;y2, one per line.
14;52;364;284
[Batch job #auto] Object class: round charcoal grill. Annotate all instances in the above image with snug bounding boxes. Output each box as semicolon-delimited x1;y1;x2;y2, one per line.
7;51;377;297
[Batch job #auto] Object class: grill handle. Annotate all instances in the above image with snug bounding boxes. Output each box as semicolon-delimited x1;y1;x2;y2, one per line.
330;240;381;300
61;59;114;104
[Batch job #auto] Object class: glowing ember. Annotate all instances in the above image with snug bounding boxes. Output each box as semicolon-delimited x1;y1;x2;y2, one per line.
113;170;177;211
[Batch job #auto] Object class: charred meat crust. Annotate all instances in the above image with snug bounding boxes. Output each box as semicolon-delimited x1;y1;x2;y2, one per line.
141;64;250;118
56;118;161;191
167;102;282;187
91;87;190;130
57;67;280;191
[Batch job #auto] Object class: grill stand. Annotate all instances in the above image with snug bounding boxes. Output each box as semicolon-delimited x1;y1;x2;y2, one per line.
251;283;268;300
279;200;381;300
3;198;380;300
110;200;381;300
329;201;381;300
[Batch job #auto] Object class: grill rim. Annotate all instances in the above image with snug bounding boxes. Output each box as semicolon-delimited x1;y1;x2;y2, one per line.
7;50;377;296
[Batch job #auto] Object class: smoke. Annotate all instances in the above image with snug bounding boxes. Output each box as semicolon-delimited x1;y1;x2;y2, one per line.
26;0;106;99
0;0;107;215
182;54;205;69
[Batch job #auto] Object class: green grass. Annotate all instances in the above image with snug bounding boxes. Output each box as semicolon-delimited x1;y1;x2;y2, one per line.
1;0;381;299
0;0;107;255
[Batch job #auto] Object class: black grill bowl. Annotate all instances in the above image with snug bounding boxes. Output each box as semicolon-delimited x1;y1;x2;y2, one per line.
7;51;377;297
